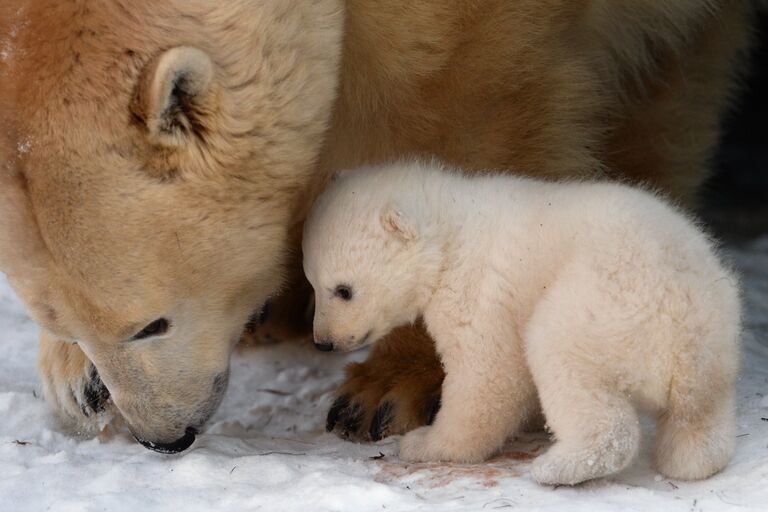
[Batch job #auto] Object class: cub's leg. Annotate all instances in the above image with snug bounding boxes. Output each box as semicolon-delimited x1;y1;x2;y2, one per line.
399;319;537;464
529;373;640;485
654;384;735;480
527;341;641;484
653;317;739;479
38;331;114;432
526;275;641;485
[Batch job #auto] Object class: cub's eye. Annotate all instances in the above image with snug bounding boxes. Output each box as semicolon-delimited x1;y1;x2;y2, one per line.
334;285;353;301
132;318;170;340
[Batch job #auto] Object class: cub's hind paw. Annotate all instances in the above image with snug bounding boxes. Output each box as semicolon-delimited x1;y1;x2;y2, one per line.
531;442;635;486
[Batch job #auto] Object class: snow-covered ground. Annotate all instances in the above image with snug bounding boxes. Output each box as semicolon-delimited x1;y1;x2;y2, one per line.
1;238;767;512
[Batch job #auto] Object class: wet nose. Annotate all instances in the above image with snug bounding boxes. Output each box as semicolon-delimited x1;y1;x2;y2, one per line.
314;339;334;352
134;427;197;454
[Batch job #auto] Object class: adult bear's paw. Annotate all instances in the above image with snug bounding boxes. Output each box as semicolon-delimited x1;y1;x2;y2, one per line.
326;323;444;441
241;267;315;346
37;332;118;434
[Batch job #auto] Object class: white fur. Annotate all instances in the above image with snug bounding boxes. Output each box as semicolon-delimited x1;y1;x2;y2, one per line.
303;161;741;485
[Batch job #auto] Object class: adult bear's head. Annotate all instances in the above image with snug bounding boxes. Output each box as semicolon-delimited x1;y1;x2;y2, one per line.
0;0;343;450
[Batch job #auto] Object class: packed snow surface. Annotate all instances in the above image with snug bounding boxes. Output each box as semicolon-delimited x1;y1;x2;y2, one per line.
1;238;768;511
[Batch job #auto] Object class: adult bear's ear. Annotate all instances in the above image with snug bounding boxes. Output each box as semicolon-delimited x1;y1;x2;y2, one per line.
380;203;419;242
131;46;216;147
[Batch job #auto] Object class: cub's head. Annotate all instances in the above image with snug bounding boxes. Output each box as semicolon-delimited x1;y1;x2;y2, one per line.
303;165;440;353
0;1;342;451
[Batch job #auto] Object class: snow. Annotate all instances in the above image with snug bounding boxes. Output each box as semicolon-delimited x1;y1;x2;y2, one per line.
0;8;26;67
15;141;31;156
1;238;768;512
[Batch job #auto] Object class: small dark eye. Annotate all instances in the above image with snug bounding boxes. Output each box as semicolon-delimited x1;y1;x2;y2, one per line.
132;318;170;340
334;285;353;301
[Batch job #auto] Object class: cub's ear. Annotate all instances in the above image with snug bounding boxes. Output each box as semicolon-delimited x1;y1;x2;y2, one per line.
131;46;216;147
380;203;419;242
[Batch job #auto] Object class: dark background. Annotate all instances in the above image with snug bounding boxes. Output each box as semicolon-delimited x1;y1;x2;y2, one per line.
703;9;768;240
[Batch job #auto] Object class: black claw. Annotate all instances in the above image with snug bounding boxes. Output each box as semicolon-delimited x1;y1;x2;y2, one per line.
80;365;110;417
339;401;364;438
370;401;395;441
426;395;441;426
326;394;350;432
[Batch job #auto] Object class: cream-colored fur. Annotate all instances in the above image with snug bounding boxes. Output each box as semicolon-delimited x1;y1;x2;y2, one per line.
0;0;344;447
0;0;752;448
303;161;741;485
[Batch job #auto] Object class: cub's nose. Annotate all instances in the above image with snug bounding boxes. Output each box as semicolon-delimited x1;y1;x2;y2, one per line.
314;339;335;352
134;427;197;454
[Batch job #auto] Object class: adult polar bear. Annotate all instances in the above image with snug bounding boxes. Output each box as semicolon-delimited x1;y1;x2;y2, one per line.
0;0;753;452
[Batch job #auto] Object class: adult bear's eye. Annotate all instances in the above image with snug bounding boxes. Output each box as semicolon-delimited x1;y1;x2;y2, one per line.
334;285;353;301
132;318;170;340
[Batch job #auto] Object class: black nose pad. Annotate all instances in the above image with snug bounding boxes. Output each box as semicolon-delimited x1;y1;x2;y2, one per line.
134;427;197;454
314;340;334;352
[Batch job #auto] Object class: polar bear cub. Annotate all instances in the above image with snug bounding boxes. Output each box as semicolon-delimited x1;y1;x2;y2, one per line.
302;161;740;485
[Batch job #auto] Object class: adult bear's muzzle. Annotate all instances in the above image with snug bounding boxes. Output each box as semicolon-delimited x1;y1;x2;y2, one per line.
103;367;230;455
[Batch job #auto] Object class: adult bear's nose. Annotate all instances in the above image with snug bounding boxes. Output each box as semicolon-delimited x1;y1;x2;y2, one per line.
134;427;197;454
314;339;335;352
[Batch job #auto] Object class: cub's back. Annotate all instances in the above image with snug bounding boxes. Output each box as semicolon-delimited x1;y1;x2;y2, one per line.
541;180;738;323
467;174;732;295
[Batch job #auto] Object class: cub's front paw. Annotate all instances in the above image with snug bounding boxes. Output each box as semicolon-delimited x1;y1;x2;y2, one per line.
398;425;490;464
398;426;437;462
38;334;117;434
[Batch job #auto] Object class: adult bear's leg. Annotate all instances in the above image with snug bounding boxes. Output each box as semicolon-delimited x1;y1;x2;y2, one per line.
325;322;444;441
241;262;315;346
38;331;115;432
